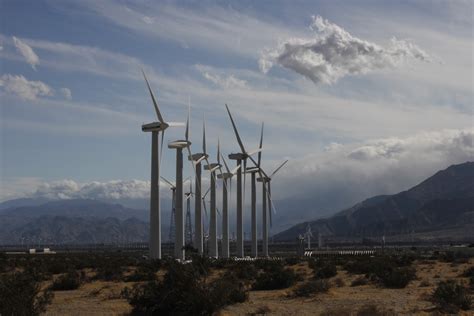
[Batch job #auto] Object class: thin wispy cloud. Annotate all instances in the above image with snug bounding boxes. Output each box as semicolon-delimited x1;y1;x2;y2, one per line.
12;36;40;70
260;16;430;84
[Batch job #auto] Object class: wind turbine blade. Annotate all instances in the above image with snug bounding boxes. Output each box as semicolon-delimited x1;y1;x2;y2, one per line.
221;153;231;174
203;187;211;199
246;148;262;156
217;138;220;165
202;119;206;154
186;145;201;193
185;105;190;141
159;130;165;165
243;158;247;207
267;182;277;228
231;164;241;175
271;160;288;178
160;176;175;188
225;104;246;153
168;122;186;127
141;69;165;124
258;122;263;167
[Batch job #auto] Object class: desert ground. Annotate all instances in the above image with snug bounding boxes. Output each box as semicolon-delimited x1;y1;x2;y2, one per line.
35;255;473;316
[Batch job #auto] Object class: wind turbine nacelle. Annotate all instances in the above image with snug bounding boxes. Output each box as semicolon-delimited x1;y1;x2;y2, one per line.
168;140;191;149
204;163;221;171
142;121;169;132
189;153;208;162
245;166;260;174
217;172;233;179
228;152;247;160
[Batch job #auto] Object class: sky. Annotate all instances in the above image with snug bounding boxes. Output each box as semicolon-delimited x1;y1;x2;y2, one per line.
0;0;473;214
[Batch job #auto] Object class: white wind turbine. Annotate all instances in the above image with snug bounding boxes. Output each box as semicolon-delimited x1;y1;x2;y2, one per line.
245;123;264;258
218;152;241;258
141;70;184;259
161;176;191;244
257;159;288;257
167;108;192;260
204;140;222;258
188;120;209;255
225;104;261;258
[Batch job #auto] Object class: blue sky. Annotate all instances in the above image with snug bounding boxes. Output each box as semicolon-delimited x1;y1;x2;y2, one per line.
0;0;472;205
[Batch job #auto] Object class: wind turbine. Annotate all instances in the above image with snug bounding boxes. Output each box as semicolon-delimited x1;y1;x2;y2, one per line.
257;159;288;257
204;141;222;258
187;120;208;255
225;104;261;258
167;109;192;260
245;122;264;258
217;153;241;258
141;70;184;259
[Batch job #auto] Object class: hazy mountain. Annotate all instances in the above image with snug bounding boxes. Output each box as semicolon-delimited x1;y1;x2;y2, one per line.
274;161;474;241
0;197;52;211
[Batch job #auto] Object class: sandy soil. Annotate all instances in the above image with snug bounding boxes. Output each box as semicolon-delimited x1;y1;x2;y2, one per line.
44;259;473;316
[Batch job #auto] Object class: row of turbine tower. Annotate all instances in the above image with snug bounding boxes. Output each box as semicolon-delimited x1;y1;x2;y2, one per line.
141;71;287;260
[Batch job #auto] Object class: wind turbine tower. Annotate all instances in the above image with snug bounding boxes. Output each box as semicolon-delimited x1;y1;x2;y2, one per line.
141;71;183;259
167;110;192;260
257;160;288;257
218;153;240;258
204;141;221;258
188;121;209;254
184;180;194;245
225;105;261;258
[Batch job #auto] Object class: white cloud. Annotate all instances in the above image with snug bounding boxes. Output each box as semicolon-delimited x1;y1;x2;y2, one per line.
0;74;53;100
12;36;40;70
274;129;474;208
196;65;247;89
60;87;72;100
259;15;430;84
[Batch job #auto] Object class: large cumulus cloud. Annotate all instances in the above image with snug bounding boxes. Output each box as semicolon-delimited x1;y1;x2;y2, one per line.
259;15;430;84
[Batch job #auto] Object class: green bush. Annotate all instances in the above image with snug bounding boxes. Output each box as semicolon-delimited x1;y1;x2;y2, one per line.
379;267;416;289
432;280;471;312
123;261;247;315
226;262;258;281
314;262;337;279
293;279;329;297
95;261;123;281
253;265;297;291
0;271;53;316
284;257;301;266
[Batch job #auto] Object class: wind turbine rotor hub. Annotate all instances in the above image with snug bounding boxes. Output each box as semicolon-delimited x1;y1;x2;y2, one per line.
189;153;208;161
204;163;221;171
228;152;247;160
142;121;169;132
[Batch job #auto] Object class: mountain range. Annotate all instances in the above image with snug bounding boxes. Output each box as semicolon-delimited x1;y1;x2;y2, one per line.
0;161;472;244
274;161;474;242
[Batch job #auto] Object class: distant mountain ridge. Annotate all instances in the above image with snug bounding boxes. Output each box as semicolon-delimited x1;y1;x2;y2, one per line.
274;161;474;241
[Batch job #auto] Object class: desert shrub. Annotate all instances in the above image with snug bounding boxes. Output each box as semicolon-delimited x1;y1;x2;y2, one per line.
440;251;470;263
249;305;271;315
356;304;396;316
190;254;211;276
253;265;297;290
307;258;323;270
0;270;53;316
50;270;82;291
314;261;337;279
123;261;247;315
419;279;431;287
432;280;471;312
254;259;283;271
95;261;123;281
227;262;258;281
124;259;161;282
351;276;369;287
293;279;330;297
379;266;416;288
462;266;474;278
